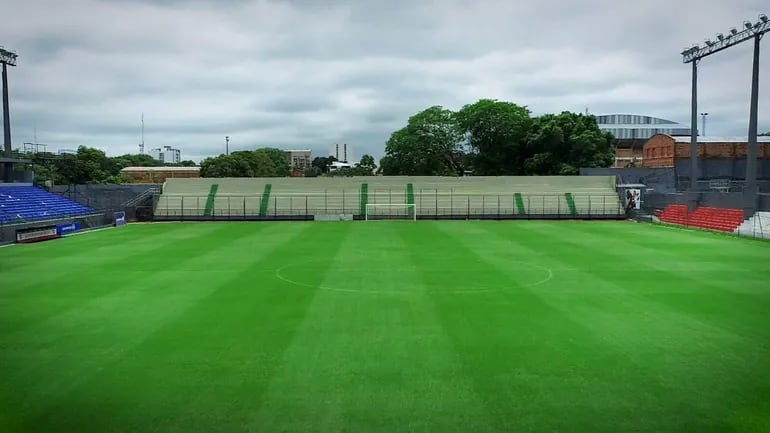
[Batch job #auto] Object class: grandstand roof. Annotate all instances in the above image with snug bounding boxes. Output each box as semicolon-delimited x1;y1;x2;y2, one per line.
121;166;200;172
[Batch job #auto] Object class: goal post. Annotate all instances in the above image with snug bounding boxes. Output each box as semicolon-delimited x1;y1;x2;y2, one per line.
365;204;417;221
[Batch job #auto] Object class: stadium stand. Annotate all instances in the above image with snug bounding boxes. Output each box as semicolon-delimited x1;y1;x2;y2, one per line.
0;185;95;224
735;211;770;239
658;204;688;226
155;176;625;219
658;204;745;232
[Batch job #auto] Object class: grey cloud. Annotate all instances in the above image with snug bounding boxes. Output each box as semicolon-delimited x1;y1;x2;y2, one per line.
2;0;769;162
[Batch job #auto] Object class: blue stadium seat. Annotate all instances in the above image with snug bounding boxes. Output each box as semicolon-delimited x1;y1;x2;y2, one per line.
0;186;97;224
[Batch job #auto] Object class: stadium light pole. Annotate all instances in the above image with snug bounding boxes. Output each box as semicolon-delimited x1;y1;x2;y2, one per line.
681;14;769;193
700;112;709;137
1;46;18;183
225;136;229;156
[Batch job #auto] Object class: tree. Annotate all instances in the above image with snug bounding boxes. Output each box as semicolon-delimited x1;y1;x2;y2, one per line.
312;155;337;174
382;106;465;175
760;131;770;136
351;154;376;176
111;153;164;169
254;148;290;176
381;99;615;176
455;99;533;175
52;146;116;184
524;112;614;175
199;150;277;177
167;160;197;167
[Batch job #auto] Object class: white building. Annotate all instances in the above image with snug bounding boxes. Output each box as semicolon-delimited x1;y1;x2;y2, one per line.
329;161;353;172
150;146;181;164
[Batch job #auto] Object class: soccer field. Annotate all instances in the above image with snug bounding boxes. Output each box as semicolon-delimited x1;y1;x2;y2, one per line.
1;221;769;432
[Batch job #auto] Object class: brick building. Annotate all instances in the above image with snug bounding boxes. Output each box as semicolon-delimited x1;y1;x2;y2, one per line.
642;134;770;168
613;147;644;168
120;166;200;183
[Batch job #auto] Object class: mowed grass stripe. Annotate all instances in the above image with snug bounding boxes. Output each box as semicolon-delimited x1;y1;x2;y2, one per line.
0;223;230;295
249;222;491;433
1;223;299;432
22;223;352;433
400;221;642;432
529;222;770;340
472;221;770;431
0;223;255;335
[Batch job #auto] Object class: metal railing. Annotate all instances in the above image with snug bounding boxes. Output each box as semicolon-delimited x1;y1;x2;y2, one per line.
153;192;625;219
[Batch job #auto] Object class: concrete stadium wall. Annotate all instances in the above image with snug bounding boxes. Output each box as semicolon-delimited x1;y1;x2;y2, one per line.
0;212;114;245
674;159;770;181
758;194;770;211
580;167;676;193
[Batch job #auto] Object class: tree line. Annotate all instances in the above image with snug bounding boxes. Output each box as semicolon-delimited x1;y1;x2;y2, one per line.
200;150;377;177
379;99;615;176
23;145;379;185
24;146;196;185
22;99;618;184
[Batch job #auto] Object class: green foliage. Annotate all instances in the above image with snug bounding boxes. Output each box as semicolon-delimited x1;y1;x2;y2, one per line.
457;99;533;175
111;153;164;170
351;154;377;176
760;131;770;136
28;146;199;185
523;112;614;176
383;99;615;176
382;106;465;175
255;148;290;177
311;156;337;174
200;150;279;178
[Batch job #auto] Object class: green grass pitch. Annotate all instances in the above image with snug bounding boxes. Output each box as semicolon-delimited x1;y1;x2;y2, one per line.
1;221;770;432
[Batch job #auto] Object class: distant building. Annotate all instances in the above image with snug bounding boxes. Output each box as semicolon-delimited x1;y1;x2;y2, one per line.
598;114;691;141
120;166;199;183
643;134;770;168
286;149;312;171
150;146;181;164
599;114;691;168
330;143;353;163
329;161;353;172
57;149;77;156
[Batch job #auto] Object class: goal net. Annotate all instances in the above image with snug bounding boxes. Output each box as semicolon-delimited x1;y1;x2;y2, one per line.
365;204;417;221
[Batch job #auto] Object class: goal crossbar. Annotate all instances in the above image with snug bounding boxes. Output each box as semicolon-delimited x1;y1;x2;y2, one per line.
365;204;417;221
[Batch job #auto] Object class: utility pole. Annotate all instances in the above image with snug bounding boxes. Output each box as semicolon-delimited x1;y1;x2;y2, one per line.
140;113;145;154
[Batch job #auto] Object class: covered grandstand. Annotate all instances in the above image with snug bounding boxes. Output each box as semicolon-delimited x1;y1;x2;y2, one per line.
154;176;626;220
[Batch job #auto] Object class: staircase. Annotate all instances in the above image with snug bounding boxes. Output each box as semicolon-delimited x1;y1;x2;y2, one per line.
735;211;770;239
123;185;161;207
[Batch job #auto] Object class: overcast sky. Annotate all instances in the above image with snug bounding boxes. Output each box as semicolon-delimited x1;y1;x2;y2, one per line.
2;0;769;162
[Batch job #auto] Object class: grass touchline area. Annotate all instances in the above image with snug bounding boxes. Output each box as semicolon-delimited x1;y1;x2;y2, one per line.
1;221;769;433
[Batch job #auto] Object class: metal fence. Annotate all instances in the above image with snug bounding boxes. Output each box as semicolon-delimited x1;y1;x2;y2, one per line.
153;192;626;220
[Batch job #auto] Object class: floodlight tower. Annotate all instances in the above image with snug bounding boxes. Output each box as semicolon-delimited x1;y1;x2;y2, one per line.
1;46;18;182
681;14;770;195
